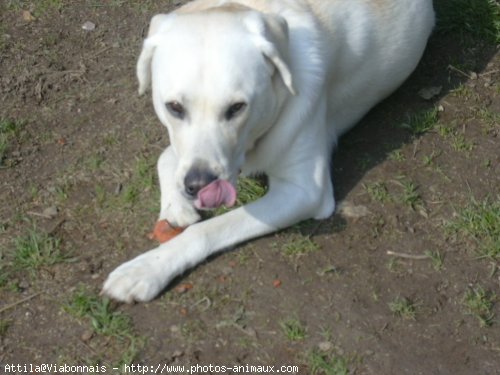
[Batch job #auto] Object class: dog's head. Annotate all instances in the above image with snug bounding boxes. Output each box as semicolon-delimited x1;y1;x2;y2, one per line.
137;6;295;207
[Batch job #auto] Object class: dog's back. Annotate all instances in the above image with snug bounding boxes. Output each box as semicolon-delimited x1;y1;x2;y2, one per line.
304;0;435;135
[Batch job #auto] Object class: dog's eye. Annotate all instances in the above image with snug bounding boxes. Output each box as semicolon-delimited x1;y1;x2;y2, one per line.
225;102;247;121
166;101;186;119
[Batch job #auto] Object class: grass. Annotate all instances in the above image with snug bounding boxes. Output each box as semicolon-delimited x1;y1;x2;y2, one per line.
6;0;64;15
280;235;320;258
434;0;500;43
422;150;441;167
399;107;439;136
64;288;143;365
462;286;496;327
396;177;422;210
364;181;391;203
388;297;417;320
65;289;131;336
476;107;500;135
449;197;500;259
0;319;10;337
388;149;406;162
450;133;474;153
0;118;22;166
116;154;158;207
425;250;445;271
0;264;9;288
280;317;307;341
437;125;474;154
308;349;349;375
13;227;68;272
213;176;268;216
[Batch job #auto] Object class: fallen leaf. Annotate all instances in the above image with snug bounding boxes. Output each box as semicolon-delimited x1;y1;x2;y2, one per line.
82;21;96;31
22;10;36;22
337;201;370;219
175;282;194;294
273;279;282;288
149;219;185;243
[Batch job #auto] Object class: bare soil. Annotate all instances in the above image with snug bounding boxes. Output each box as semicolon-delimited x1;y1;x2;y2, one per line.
1;1;499;374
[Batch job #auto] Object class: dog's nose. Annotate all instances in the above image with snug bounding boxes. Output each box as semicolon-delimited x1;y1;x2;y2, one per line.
184;167;218;197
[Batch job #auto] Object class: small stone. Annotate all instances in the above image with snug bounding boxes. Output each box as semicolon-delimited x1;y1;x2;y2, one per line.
338;201;370;219
19;280;30;290
318;341;333;352
42;206;58;219
81;330;93;342
418;86;442;100
82;21;96;31
22;10;36;22
172;350;184;359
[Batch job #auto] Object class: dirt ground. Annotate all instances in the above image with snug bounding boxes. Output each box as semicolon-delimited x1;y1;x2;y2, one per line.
0;0;499;374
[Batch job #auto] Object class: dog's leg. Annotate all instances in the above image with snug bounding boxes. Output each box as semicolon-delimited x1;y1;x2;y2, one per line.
157;146;201;227
102;155;334;303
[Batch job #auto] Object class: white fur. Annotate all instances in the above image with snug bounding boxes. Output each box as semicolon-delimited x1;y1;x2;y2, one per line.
103;0;435;302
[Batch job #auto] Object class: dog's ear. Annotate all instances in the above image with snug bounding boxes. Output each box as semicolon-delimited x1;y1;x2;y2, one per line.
244;12;296;95
137;14;175;95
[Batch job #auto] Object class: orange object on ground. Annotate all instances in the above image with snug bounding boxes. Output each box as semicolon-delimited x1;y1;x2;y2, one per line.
148;219;185;243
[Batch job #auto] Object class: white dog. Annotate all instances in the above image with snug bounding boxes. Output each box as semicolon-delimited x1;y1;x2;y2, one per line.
103;0;435;302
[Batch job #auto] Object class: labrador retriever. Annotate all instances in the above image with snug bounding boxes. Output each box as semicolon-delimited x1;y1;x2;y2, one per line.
103;0;435;302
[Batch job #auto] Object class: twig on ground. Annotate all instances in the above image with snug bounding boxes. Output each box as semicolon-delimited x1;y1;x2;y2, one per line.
386;251;429;260
0;292;42;314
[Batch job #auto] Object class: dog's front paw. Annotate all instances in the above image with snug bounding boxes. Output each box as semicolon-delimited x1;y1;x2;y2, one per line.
160;198;200;228
102;253;168;303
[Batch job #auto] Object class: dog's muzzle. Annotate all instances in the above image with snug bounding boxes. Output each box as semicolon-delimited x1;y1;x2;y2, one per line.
183;166;218;198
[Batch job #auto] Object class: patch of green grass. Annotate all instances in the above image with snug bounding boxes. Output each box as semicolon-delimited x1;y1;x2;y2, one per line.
462;286;496;327
396;177;422;210
450;132;474;153
437;124;474;155
476;107;500;135
0;319;10;337
386;258;402;274
389;296;417;320
449;197;500;259
422;150;441;167
425;250;445;271
280;317;307;341
450;83;474;99
434;0;500;43
7;0;64;14
87;153;106;171
308;349;349;375
364;181;391;203
437;124;454;138
180;319;207;343
65;288;143;365
213;176;267;216
388;149;406;162
65;289;131;336
237;176;267;204
0;265;9;288
13;227;67;272
118;154;158;207
400;107;439;136
281;235;320;257
0;118;22;165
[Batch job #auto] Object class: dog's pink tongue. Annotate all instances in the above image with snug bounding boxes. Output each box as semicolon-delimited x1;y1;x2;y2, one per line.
195;180;237;209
